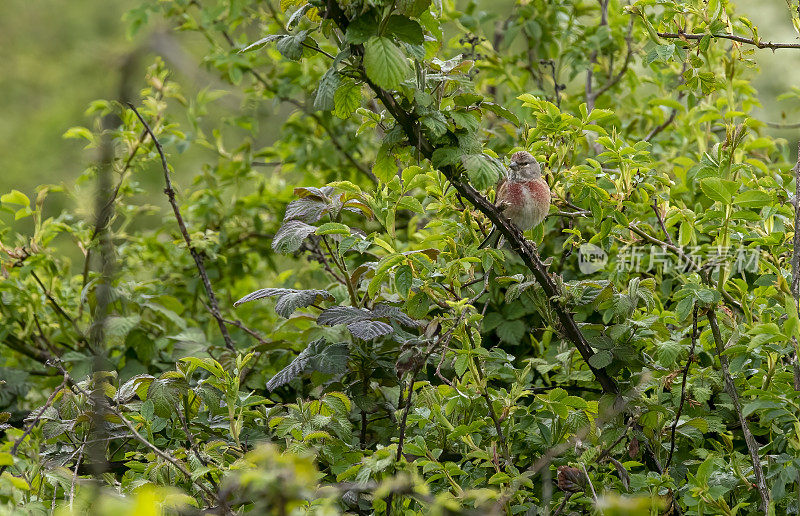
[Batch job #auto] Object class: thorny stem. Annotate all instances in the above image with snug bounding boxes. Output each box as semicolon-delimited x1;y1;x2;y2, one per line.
666;303;698;470
127;103;236;352
706;309;770;512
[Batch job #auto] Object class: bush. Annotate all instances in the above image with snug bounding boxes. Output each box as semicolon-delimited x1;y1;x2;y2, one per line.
2;0;800;514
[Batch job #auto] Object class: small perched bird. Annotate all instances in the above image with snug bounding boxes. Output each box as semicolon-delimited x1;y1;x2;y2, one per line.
479;151;551;248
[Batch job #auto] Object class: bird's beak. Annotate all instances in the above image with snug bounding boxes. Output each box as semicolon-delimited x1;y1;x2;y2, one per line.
509;161;519;170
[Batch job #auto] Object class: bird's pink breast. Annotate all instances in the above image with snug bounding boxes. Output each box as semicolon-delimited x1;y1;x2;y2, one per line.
499;179;551;231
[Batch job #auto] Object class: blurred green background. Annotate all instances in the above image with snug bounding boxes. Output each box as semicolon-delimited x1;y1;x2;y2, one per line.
0;0;798;198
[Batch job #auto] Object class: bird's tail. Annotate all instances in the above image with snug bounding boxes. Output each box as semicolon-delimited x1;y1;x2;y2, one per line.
478;228;501;249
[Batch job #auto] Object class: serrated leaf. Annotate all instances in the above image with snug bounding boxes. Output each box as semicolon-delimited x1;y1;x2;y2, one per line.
462;154;502;190
276;30;309;60
317;306;394;340
314;68;341;111
588;349;613;369
431;147;462;168
363;36;409;90
308;341;350;373
497;319;526;344
272;220;317;253
284;195;330;223
146;377;186;418
334;79;361;119
395;264;413;296
234;288;334;317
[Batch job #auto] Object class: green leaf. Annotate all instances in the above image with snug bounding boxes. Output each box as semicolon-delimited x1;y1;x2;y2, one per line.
431;147;462;168
363;36;409;90
314;68;340;111
733;189;771;208
146;377;186;418
385;15;424;45
588;350;613;369
0;190;30;207
272;220;317;253
373;146;396;183
395;264;413;296
497;319;526;344
333;78;361;119
462;154;502;190
233;288;334;317
482;102;519;125
316;222;351;235
346;13;378;44
276;30;309;60
700;177;738;204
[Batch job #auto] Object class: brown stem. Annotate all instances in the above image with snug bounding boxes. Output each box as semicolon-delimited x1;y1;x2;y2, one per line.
321;0;619;394
396;372;416;461
706;309;770;511
658;30;800;50
792;140;800;391
666;303;697;470
127;103;236;352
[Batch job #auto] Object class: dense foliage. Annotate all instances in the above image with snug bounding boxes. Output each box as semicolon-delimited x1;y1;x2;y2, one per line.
3;0;800;514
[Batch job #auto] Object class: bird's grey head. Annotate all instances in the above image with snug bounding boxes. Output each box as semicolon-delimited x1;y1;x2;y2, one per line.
508;151;541;180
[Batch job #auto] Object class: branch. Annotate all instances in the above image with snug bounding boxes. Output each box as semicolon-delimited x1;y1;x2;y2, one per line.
52;361;222;506
658;30;800;50
643;62;688;142
791;141;800;391
396;371;416;461
706;309;770;512
666;303;697;470
127;103;236;352
322;0;619;395
590;15;635;102
585;0;610;112
791;141;800;298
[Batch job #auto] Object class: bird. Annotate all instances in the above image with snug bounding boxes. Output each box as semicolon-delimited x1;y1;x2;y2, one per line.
479;150;551;248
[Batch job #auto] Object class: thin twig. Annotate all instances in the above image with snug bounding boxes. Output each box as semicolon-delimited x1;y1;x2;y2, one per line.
643;61;688;142
596;417;635;463
581;463;598;502
591;14;635;101
396;372;417;461
658;30;800;50
706;309;770;512
30;271;85;341
53;361;221;505
666;303;698;470
465;328;511;466
324;0;619;395
791;140;800;390
127;103;236;352
0;375;68;477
